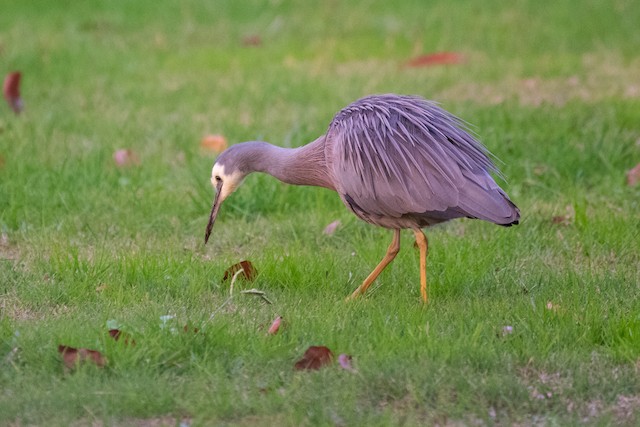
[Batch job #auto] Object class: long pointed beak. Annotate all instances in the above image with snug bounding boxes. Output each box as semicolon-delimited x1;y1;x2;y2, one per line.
204;181;223;244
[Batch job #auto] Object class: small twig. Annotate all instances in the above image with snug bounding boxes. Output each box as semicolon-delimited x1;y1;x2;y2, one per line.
229;269;245;296
208;295;234;322
207;287;272;327
241;289;273;304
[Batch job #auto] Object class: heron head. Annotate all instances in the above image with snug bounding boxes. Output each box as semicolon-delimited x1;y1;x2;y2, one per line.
204;152;247;244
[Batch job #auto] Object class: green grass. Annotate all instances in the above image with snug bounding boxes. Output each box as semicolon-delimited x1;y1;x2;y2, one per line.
1;0;640;425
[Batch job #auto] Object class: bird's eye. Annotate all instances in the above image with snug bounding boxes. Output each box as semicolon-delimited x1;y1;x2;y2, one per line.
215;176;222;182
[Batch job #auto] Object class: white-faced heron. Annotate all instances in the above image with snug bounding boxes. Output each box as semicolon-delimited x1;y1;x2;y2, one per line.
204;94;520;303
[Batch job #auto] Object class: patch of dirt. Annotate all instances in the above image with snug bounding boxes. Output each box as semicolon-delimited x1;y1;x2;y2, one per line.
436;53;640;106
69;417;191;427
518;366;572;402
0;296;38;321
519;360;640;425
611;395;640;425
219;414;289;427
572;395;640;425
0;233;19;261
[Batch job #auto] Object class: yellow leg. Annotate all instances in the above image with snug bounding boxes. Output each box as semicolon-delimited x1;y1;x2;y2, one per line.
347;229;401;300
413;229;429;303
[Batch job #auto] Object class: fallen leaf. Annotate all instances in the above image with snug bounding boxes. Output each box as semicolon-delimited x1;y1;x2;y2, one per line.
222;260;257;283
95;283;108;293
551;215;571;226
404;52;464;68
183;324;200;334
113;149;140;167
3;71;23;113
294;345;333;371
533;164;548;176
338;353;356;372
58;345;106;369
626;163;640;186
108;329;136;346
200;134;228;154
242;34;262;46
323;220;341;236
267;316;282;335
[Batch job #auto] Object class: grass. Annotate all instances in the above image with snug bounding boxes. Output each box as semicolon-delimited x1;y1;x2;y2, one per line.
1;0;640;425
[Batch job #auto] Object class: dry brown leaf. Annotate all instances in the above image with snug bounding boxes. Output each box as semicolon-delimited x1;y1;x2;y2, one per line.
183;324;200;334
551;215;571;226
323;220;341;236
267;316;282;335
108;329;136;346
405;52;464;68
113;149;140;167
3;71;23;114
200;134;228;154
533;164;548;176
242;35;262;46
222;260;257;282
626;163;640;187
58;345;106;369
294;345;333;371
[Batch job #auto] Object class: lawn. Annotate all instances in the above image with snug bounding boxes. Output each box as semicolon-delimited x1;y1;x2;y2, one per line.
1;0;640;425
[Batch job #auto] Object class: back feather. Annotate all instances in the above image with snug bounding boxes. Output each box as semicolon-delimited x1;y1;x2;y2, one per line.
326;94;519;225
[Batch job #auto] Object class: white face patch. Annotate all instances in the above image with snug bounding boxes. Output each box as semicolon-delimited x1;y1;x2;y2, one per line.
211;163;244;202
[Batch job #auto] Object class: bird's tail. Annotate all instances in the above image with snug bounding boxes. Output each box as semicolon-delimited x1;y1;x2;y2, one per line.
458;171;520;226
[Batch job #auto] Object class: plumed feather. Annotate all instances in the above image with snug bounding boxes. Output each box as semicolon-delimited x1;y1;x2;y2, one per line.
326;94;519;228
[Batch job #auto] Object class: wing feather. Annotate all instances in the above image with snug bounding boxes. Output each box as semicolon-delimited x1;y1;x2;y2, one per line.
326;94;518;224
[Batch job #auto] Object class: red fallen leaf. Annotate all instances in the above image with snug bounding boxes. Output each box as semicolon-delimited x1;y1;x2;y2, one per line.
222;260;257;282
294;345;333;371
405;51;464;68
108;329;136;346
3;72;23;114
323;220;341;236
338;353;356;372
58;345;106;369
627;163;640;187
242;34;262;47
200;134;228;154
113;149;140;167
267;316;282;335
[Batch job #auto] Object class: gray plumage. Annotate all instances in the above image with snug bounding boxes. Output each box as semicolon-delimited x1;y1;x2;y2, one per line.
325;94;519;229
205;94;520;302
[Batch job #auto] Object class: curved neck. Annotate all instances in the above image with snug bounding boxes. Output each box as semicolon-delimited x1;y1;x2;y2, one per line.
249;137;335;191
